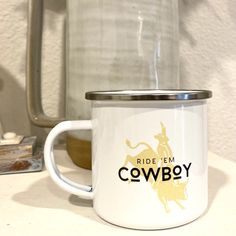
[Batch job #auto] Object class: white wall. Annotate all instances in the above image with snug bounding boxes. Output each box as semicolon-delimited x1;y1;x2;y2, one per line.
0;0;236;161
179;0;236;161
0;0;65;141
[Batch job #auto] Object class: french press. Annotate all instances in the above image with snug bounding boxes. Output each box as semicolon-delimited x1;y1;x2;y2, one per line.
26;0;179;169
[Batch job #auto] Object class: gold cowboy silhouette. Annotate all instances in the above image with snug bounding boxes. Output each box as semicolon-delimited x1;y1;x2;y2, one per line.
124;122;188;212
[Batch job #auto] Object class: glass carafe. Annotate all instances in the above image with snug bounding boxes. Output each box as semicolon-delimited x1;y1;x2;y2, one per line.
27;0;179;169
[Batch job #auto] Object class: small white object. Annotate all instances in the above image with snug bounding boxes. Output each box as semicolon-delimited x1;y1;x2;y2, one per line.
0;134;24;146
3;132;17;140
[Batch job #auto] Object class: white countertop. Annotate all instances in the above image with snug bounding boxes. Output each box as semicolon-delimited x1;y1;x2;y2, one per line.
0;150;235;236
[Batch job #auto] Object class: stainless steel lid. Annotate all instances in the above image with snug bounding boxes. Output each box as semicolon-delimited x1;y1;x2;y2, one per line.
85;90;212;101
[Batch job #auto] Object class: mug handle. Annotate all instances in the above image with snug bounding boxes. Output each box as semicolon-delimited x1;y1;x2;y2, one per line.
44;120;93;199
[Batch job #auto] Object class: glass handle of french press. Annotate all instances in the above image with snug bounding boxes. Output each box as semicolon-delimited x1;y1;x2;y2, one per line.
26;0;65;128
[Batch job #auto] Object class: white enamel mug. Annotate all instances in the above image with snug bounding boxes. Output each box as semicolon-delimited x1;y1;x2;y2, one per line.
44;90;212;230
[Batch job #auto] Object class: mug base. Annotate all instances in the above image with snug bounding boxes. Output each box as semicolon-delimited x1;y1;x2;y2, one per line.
94;206;208;230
